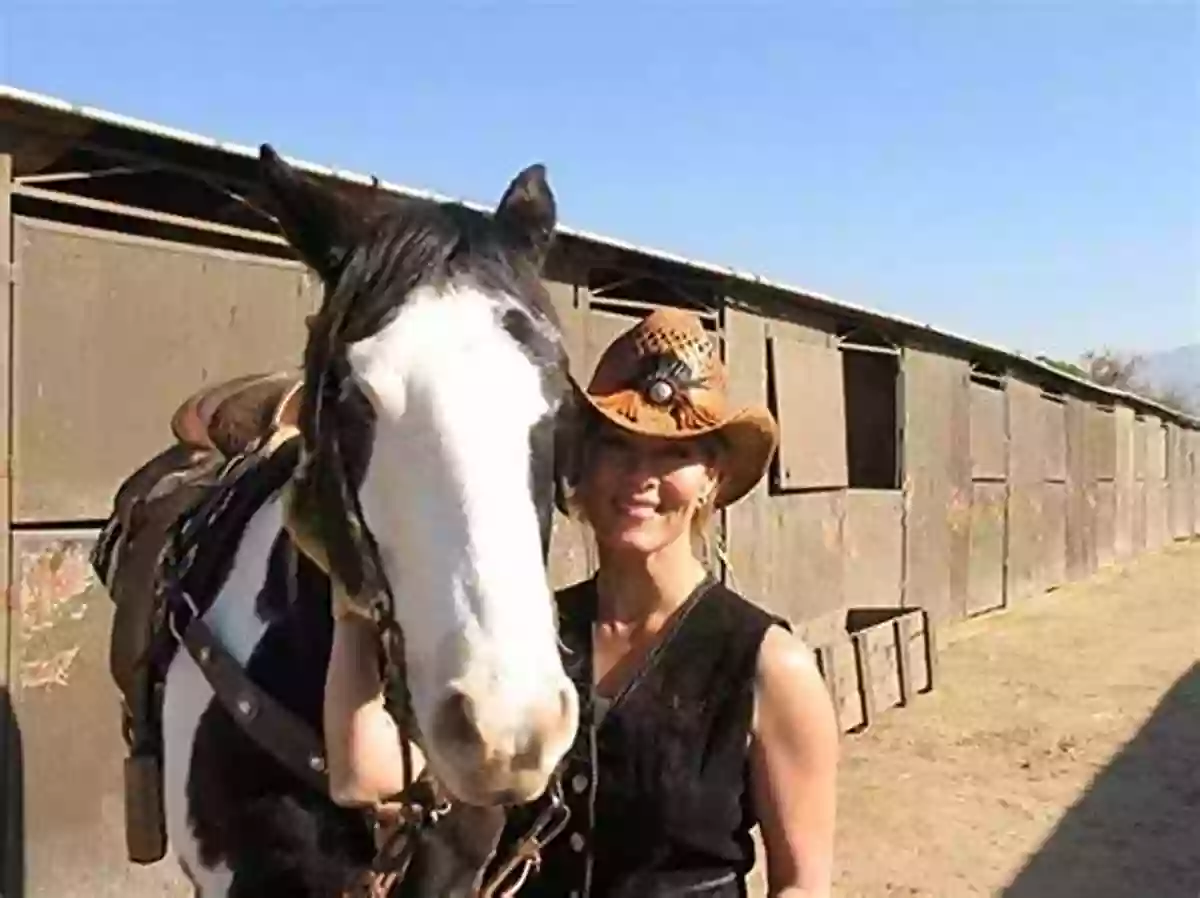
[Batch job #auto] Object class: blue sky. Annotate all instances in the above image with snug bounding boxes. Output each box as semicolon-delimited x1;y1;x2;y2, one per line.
2;1;1196;359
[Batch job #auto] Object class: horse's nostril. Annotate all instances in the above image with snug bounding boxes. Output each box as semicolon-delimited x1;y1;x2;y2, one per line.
512;683;577;772
434;688;481;752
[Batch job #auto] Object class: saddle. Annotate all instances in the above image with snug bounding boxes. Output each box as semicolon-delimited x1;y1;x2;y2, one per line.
92;370;304;865
170;370;304;457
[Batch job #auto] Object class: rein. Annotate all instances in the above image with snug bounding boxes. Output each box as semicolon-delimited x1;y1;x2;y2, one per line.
283;501;571;898
163;407;568;897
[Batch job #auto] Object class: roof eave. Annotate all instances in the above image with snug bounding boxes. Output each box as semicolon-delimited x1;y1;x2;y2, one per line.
1;83;1195;428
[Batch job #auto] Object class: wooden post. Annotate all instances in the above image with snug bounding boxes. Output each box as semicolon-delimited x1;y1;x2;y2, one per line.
814;644;843;734
0;151;19;898
894;615;915;706
922;609;939;692
851;631;877;730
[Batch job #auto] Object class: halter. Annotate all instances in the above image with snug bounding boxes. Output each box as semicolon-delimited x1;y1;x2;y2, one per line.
283;474;572;898
162;388;570;898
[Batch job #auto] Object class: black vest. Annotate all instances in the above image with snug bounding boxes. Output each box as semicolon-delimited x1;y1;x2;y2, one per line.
496;575;787;898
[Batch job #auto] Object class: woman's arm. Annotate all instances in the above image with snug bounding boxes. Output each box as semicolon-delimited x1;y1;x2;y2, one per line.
749;626;840;898
323;616;413;807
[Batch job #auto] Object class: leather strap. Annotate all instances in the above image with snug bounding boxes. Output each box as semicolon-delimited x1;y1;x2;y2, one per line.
181;609;330;794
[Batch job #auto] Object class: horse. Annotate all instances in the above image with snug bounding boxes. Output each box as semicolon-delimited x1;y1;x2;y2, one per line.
92;145;582;897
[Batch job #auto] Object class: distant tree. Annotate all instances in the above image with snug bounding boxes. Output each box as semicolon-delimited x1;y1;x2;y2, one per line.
1037;348;1198;416
1078;348;1144;390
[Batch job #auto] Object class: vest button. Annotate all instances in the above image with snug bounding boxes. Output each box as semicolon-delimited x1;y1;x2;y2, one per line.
571;773;589;793
569;832;585;852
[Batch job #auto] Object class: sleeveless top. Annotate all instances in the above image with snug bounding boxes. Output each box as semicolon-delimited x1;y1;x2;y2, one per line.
493;573;788;898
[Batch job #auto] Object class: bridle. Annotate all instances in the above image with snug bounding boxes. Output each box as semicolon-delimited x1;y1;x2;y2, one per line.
358;772;572;898
282;451;573;898
160;358;570;898
156;379;570;898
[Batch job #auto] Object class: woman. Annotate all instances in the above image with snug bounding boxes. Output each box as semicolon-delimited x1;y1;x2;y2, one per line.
322;308;840;898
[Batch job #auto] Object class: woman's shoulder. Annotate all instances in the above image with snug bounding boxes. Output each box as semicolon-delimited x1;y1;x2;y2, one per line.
706;580;793;636
703;584;822;690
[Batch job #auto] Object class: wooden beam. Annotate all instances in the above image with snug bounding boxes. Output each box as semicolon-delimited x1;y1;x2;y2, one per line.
13;183;287;248
0;151;17;898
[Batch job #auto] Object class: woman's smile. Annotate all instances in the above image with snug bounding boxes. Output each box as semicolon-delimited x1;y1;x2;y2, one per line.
614;495;659;520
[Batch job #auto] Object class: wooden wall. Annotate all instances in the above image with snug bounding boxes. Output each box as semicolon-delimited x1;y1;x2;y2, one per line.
967;377;1007;615
723;305;909;730
1166;424;1190;540
725;306;856;646
1041;394;1069;590
2;208;316;895
1065;397;1098;581
1006;379;1047;602
903;348;971;623
1114;405;1137;559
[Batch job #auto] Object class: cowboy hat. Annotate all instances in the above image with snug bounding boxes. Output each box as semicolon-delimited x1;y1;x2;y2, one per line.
576;307;779;509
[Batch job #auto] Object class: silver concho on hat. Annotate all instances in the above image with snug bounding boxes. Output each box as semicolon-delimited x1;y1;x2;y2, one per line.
645;378;675;405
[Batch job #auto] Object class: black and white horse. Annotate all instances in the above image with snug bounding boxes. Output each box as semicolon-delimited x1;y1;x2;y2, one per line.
157;147;579;896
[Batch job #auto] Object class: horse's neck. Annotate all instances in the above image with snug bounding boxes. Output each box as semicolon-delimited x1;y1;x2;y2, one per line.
201;495;286;665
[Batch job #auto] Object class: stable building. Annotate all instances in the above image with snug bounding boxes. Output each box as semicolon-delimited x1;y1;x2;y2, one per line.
1;84;1196;898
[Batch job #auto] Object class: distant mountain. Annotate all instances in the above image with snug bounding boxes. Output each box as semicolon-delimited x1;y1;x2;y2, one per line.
1140;344;1200;411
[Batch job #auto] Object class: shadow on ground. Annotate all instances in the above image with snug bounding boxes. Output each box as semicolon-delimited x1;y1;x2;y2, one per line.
1;686;25;898
1003;662;1200;898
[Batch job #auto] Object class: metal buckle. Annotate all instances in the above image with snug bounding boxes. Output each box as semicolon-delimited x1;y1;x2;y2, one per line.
478;777;572;898
167;589;201;644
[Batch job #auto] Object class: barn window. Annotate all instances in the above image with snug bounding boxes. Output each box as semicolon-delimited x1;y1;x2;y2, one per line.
1092;404;1117;482
767;334;848;491
839;329;902;490
1160;422;1170;481
765;326;901;493
969;359;1007;389
969;365;1008;482
586;266;718;319
1134;413;1149;481
1040;388;1067;484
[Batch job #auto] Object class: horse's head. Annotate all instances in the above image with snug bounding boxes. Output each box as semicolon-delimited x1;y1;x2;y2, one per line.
258;146;578;807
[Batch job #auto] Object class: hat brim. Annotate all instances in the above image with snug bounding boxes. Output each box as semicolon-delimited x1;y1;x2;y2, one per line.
579;387;779;509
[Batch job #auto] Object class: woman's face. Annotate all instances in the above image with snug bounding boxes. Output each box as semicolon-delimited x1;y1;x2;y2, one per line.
578;423;719;557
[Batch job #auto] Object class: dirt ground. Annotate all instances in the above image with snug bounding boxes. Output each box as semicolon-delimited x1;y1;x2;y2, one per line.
820;540;1199;898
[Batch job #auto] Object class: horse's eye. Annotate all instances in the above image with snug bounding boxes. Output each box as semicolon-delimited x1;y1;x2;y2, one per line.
500;307;536;347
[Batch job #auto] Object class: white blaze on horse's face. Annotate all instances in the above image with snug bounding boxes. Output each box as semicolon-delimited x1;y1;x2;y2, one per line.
345;281;578;806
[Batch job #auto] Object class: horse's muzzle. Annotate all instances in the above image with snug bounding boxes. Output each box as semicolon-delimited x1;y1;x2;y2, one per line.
426;677;579;807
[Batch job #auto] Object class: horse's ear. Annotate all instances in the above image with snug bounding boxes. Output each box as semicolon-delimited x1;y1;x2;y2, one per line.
495;163;557;267
259;144;365;282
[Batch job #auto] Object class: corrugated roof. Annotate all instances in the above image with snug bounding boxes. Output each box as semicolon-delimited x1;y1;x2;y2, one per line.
1;82;1195;428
